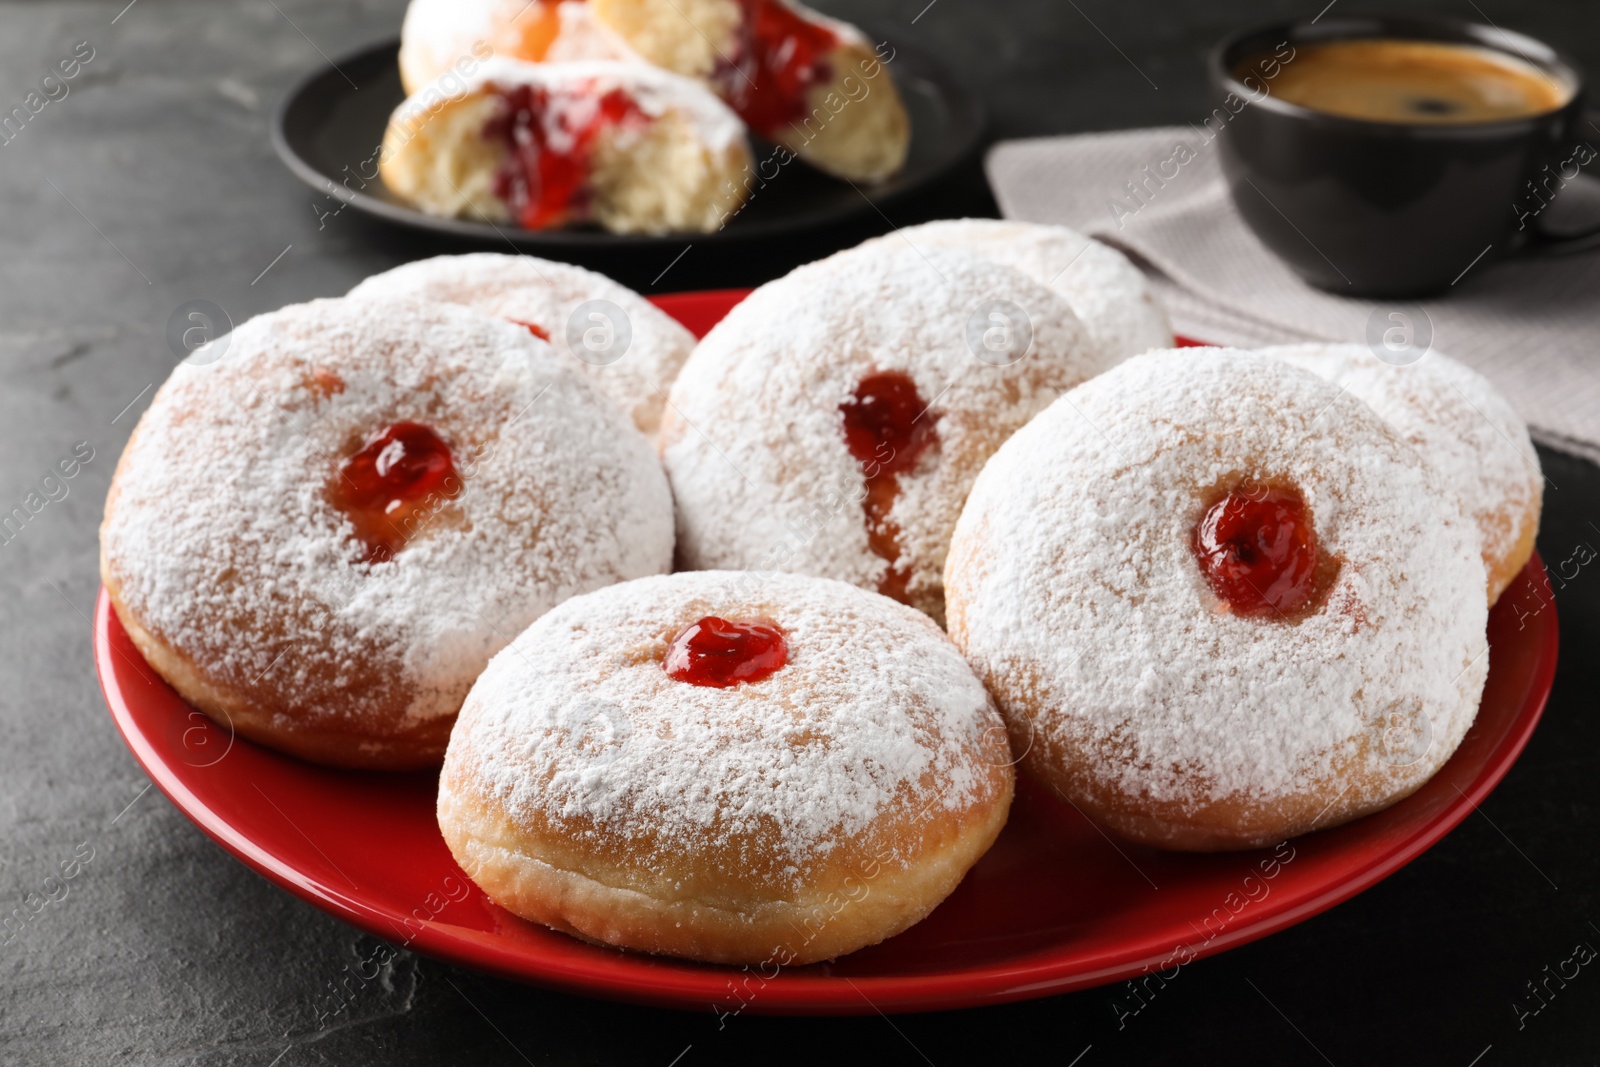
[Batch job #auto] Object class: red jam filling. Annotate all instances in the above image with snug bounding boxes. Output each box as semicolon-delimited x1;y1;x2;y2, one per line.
331;422;459;564
839;371;937;603
664;616;788;688
1192;485;1323;617
484;84;648;230
508;318;550;341
718;0;839;134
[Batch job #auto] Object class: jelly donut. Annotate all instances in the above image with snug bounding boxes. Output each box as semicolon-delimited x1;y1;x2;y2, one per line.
589;0;910;181
381;59;751;234
660;245;1107;624
438;570;1013;964
350;254;695;437
857;219;1173;365
100;298;674;770
1259;343;1542;606
399;0;634;95
945;349;1489;851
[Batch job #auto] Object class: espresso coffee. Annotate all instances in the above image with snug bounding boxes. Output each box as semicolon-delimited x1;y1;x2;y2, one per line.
1238;39;1571;123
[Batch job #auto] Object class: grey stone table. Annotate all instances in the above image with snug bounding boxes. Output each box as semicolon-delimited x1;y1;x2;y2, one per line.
3;0;1598;1063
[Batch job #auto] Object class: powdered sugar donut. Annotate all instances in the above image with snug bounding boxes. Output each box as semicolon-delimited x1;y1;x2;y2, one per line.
857;219;1173;365
100;298;673;770
350;254;695;436
661;245;1109;625
1259;343;1542;606
399;0;635;95
381;59;751;234
945;349;1488;851
438;570;1013;964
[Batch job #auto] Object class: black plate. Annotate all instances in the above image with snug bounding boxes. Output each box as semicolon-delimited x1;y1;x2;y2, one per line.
270;35;985;251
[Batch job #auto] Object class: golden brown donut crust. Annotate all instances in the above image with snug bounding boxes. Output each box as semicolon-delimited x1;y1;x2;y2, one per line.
438;771;1010;964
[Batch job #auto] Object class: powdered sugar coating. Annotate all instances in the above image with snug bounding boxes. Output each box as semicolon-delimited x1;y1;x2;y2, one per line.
399;0;636;94
1259;343;1542;597
101;297;673;734
660;244;1109;621
858;218;1173;366
401;0;521;93
444;570;1008;883
350;253;696;436
946;349;1488;829
456;57;746;150
400;0;503;56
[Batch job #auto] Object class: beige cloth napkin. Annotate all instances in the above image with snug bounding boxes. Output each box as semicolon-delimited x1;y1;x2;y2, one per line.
986;126;1600;465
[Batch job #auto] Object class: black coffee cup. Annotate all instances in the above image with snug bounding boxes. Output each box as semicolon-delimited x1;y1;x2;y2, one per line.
1209;13;1600;297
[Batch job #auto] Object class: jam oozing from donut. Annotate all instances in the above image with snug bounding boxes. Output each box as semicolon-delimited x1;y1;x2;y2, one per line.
485;84;648;230
718;0;838;133
1192;485;1323;617
664;616;788;688
840;371;934;474
332;422;459;564
839;371;938;602
508;318;550;341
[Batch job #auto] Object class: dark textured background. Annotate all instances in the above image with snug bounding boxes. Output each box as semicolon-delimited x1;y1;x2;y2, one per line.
2;0;1598;1063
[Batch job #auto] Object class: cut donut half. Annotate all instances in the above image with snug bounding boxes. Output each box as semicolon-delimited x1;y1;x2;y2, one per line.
589;0;910;181
381;58;753;234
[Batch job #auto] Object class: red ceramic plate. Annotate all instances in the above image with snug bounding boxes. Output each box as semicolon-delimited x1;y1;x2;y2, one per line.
96;288;1559;1015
